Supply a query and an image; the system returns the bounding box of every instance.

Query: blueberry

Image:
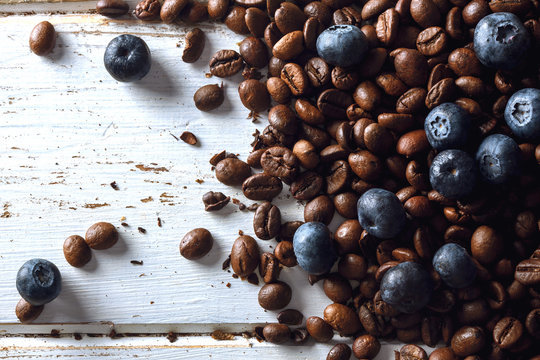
[316,25,368,67]
[292,222,337,275]
[476,134,520,184]
[504,88,540,140]
[433,243,477,289]
[380,262,433,314]
[424,103,470,150]
[104,34,151,82]
[357,188,406,239]
[16,259,62,306]
[429,149,477,199]
[474,12,531,70]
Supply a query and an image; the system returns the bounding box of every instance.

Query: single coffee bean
[349,150,383,181]
[422,316,442,347]
[267,77,291,104]
[239,36,268,69]
[376,8,399,46]
[281,63,309,96]
[193,83,224,111]
[392,48,429,87]
[238,79,271,112]
[304,194,334,225]
[397,326,422,343]
[325,160,351,195]
[293,139,319,169]
[358,47,387,78]
[410,0,441,28]
[182,28,206,63]
[29,21,56,56]
[525,308,540,339]
[448,48,482,77]
[242,173,283,201]
[306,316,334,342]
[304,57,330,88]
[303,17,323,51]
[394,25,422,49]
[209,50,243,78]
[277,221,303,242]
[425,78,457,109]
[259,252,281,283]
[492,316,523,349]
[179,228,213,260]
[364,123,394,155]
[277,309,303,325]
[337,253,367,280]
[202,191,230,211]
[96,0,129,17]
[161,0,188,23]
[400,344,428,360]
[318,89,354,119]
[331,67,359,91]
[245,7,269,38]
[445,6,466,40]
[63,235,91,268]
[334,219,362,254]
[376,72,408,97]
[304,1,332,26]
[327,343,352,360]
[359,301,385,336]
[352,334,381,359]
[261,146,299,183]
[273,31,304,61]
[470,225,503,264]
[231,235,260,277]
[253,201,281,240]
[515,258,540,286]
[353,81,382,112]
[290,171,323,200]
[225,6,249,34]
[397,129,430,157]
[215,158,251,186]
[333,6,361,25]
[15,298,43,323]
[179,0,207,23]
[263,323,290,344]
[417,26,447,56]
[258,281,292,310]
[268,105,297,135]
[323,273,352,304]
[333,192,358,219]
[207,0,228,19]
[275,2,306,34]
[134,0,161,20]
[324,303,361,335]
[85,222,118,250]
[450,326,486,357]
[264,22,283,49]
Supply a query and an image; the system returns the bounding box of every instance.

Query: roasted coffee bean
[238,79,270,112]
[348,150,383,182]
[161,0,188,23]
[239,37,268,69]
[259,281,293,310]
[416,26,447,56]
[400,344,428,360]
[410,0,441,28]
[207,0,228,19]
[215,158,251,186]
[182,28,205,63]
[525,308,540,339]
[492,317,523,349]
[180,1,208,23]
[296,100,325,128]
[337,253,367,280]
[376,8,399,46]
[325,160,350,195]
[394,25,422,49]
[470,225,503,264]
[225,6,249,34]
[304,1,333,26]
[263,323,290,344]
[242,173,283,201]
[253,201,281,240]
[282,63,309,96]
[278,221,303,242]
[352,334,381,359]
[404,196,433,218]
[277,309,303,325]
[304,194,334,225]
[392,48,429,87]
[303,17,323,51]
[15,298,43,323]
[85,222,118,250]
[324,303,361,335]
[354,81,382,112]
[258,125,296,148]
[451,326,485,357]
[305,57,330,88]
[29,21,56,56]
[397,326,422,343]
[261,146,299,183]
[259,252,281,283]
[331,67,359,91]
[273,31,305,61]
[268,105,297,135]
[193,83,224,111]
[264,22,283,49]
[457,298,490,325]
[427,289,456,313]
[323,273,352,303]
[445,7,466,40]
[327,343,352,360]
[489,0,531,16]
[429,347,458,360]
[359,301,385,336]
[333,6,361,25]
[274,240,297,267]
[364,123,394,155]
[515,210,537,238]
[376,73,408,97]
[333,192,358,219]
[318,89,354,119]
[245,7,269,38]
[231,235,260,277]
[422,316,442,347]
[448,48,482,77]
[320,144,349,163]
[515,258,540,286]
[425,78,456,109]
[134,0,161,20]
[290,171,323,200]
[97,0,129,17]
[358,48,388,78]
[209,50,243,78]
[267,77,291,104]
[306,316,334,342]
[292,139,319,169]
[63,235,92,268]
[180,228,213,260]
[275,2,306,34]
[334,219,362,254]
[397,130,430,157]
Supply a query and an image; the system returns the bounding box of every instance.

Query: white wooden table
[0,1,423,357]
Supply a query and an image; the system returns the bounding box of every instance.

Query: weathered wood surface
[0,3,430,358]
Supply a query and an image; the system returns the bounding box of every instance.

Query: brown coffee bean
[445,6,466,40]
[515,210,537,238]
[304,194,334,225]
[182,28,206,63]
[303,17,322,51]
[261,146,299,183]
[515,258,540,286]
[215,158,251,186]
[400,344,428,360]
[334,219,362,254]
[455,97,482,115]
[470,225,503,264]
[392,247,420,262]
[404,196,433,218]
[202,191,230,212]
[416,26,447,56]
[238,79,270,112]
[239,37,268,69]
[290,171,323,200]
[274,240,297,267]
[29,21,56,56]
[332,6,361,25]
[259,252,281,283]
[303,2,332,25]
[275,2,306,34]
[489,0,531,17]
[323,273,352,303]
[525,308,540,339]
[300,123,331,150]
[395,0,412,21]
[331,67,359,91]
[193,83,224,111]
[397,326,422,343]
[333,192,358,219]
[306,316,334,342]
[337,253,367,280]
[397,129,430,157]
[277,309,303,325]
[410,0,441,28]
[305,57,331,88]
[406,160,430,190]
[245,7,269,37]
[448,48,482,77]
[268,105,297,135]
[179,1,208,23]
[134,0,161,20]
[267,77,292,104]
[428,64,453,90]
[429,347,458,360]
[325,160,350,195]
[263,323,290,344]
[396,88,428,115]
[318,89,354,119]
[97,0,129,17]
[253,201,281,240]
[273,31,304,61]
[422,316,442,347]
[15,298,43,323]
[264,22,283,49]
[242,173,282,201]
[354,81,382,112]
[364,123,394,155]
[358,48,388,78]
[277,221,303,243]
[492,317,522,349]
[348,150,383,181]
[455,76,485,98]
[451,326,486,357]
[295,99,325,126]
[207,0,228,19]
[292,140,319,169]
[352,334,381,359]
[392,48,429,87]
[376,8,400,46]
[282,63,310,96]
[324,303,361,335]
[179,228,213,260]
[63,235,91,267]
[85,222,118,250]
[160,0,188,22]
[361,0,394,20]
[327,343,352,360]
[225,6,250,34]
[462,0,489,27]
[209,50,243,78]
[425,78,456,109]
[231,235,260,277]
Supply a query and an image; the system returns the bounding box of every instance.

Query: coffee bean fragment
[202,191,230,211]
[182,28,205,63]
[180,131,197,145]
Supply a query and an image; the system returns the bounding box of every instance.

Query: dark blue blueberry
[16,259,62,306]
[433,243,477,289]
[429,149,477,199]
[357,188,406,239]
[474,12,531,70]
[292,222,337,275]
[424,103,470,150]
[476,134,520,184]
[504,88,540,140]
[316,25,368,67]
[380,262,433,314]
[104,34,151,82]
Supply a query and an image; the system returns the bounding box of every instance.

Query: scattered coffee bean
[238,79,271,112]
[306,316,334,342]
[193,83,224,111]
[160,0,188,23]
[262,323,290,344]
[253,201,281,240]
[29,21,56,56]
[214,158,251,186]
[15,298,43,323]
[326,343,352,360]
[182,28,205,63]
[63,235,92,268]
[179,228,213,260]
[209,50,243,78]
[96,0,129,17]
[202,191,230,211]
[258,281,292,310]
[85,222,118,250]
[180,131,197,145]
[277,309,303,325]
[230,235,259,277]
[134,0,161,20]
[352,334,381,359]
